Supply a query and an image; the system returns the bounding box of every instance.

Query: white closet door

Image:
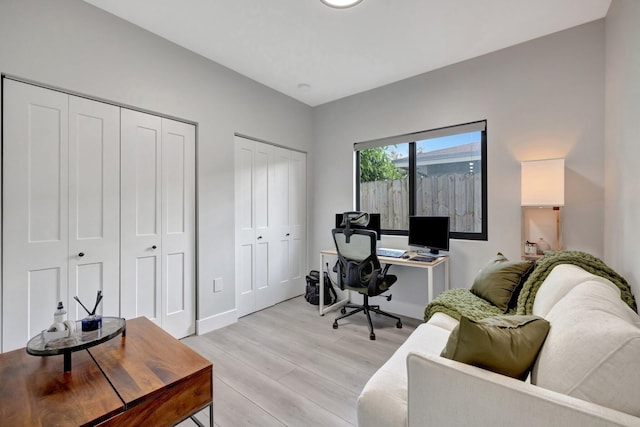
[272,147,292,303]
[68,96,120,320]
[2,80,69,351]
[161,118,195,338]
[273,148,307,301]
[254,141,276,311]
[120,109,162,325]
[235,138,306,318]
[288,150,307,299]
[235,137,256,317]
[235,137,277,316]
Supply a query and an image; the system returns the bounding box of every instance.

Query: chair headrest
[338,211,370,243]
[339,211,369,227]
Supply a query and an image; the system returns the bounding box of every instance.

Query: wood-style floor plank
[180,296,419,427]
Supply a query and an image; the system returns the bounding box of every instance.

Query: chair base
[332,295,402,340]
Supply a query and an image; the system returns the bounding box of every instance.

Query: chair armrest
[406,352,640,427]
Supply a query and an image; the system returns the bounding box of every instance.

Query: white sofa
[357,264,640,427]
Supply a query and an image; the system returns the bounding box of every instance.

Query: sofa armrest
[407,352,640,427]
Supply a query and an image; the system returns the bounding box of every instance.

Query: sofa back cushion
[532,280,640,417]
[532,264,619,318]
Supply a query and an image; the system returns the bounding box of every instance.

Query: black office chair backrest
[332,228,380,291]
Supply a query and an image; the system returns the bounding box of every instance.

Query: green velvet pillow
[441,315,550,380]
[470,253,533,311]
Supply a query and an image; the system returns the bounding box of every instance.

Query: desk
[318,249,449,316]
[0,317,213,427]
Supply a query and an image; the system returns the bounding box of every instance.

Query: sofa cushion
[441,315,550,380]
[532,280,640,417]
[532,264,619,318]
[357,321,454,427]
[471,253,533,311]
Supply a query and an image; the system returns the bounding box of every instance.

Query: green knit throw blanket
[424,250,637,323]
[516,250,637,314]
[424,288,513,322]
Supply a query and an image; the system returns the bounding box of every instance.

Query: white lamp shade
[521,159,565,206]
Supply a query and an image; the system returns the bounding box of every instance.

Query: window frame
[355,120,488,241]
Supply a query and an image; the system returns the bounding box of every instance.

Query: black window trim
[355,120,488,241]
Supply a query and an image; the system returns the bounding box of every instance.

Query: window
[355,121,487,240]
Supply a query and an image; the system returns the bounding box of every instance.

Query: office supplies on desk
[376,247,407,258]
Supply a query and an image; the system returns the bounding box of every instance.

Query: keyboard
[411,255,436,263]
[376,248,407,258]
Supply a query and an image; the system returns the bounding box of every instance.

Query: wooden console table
[0,317,213,426]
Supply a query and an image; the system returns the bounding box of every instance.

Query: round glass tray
[26,317,126,372]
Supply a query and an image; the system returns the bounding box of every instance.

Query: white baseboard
[197,308,238,335]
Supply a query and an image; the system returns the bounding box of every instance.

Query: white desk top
[320,248,448,268]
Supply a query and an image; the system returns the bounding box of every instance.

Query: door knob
[78,252,85,257]
[286,233,290,237]
[257,236,263,240]
[152,245,157,250]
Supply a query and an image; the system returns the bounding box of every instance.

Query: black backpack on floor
[305,269,337,305]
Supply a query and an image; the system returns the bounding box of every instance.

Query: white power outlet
[213,278,223,293]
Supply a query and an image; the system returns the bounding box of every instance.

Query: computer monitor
[335,212,381,240]
[408,216,450,254]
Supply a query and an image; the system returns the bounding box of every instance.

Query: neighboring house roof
[393,141,481,169]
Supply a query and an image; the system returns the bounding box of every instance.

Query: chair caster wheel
[333,322,338,329]
[396,321,402,328]
[340,308,346,315]
[370,333,376,340]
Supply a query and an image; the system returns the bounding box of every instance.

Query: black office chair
[331,215,402,340]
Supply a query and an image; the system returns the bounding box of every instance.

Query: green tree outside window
[359,147,407,182]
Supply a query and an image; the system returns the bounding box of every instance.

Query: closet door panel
[120,109,162,324]
[288,151,307,298]
[2,80,69,351]
[68,96,120,319]
[161,118,195,338]
[254,142,275,310]
[234,137,256,317]
[272,147,291,302]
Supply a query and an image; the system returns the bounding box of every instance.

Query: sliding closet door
[235,136,306,318]
[120,109,163,325]
[2,81,69,351]
[235,137,277,317]
[2,81,121,352]
[272,147,307,301]
[288,150,307,299]
[120,108,195,338]
[161,118,196,338]
[272,147,292,303]
[68,96,120,320]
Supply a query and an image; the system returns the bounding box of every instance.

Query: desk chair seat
[332,228,402,340]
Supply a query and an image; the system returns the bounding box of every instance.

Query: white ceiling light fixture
[320,0,364,9]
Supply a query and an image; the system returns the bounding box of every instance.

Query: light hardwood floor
[180,296,421,427]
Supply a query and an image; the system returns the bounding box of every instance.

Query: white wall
[0,0,313,334]
[604,0,640,300]
[311,21,607,318]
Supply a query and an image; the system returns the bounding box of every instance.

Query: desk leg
[427,266,434,303]
[445,257,450,290]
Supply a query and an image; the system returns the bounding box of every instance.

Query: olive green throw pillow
[441,315,550,380]
[470,253,533,311]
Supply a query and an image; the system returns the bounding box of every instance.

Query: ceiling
[83,0,611,107]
